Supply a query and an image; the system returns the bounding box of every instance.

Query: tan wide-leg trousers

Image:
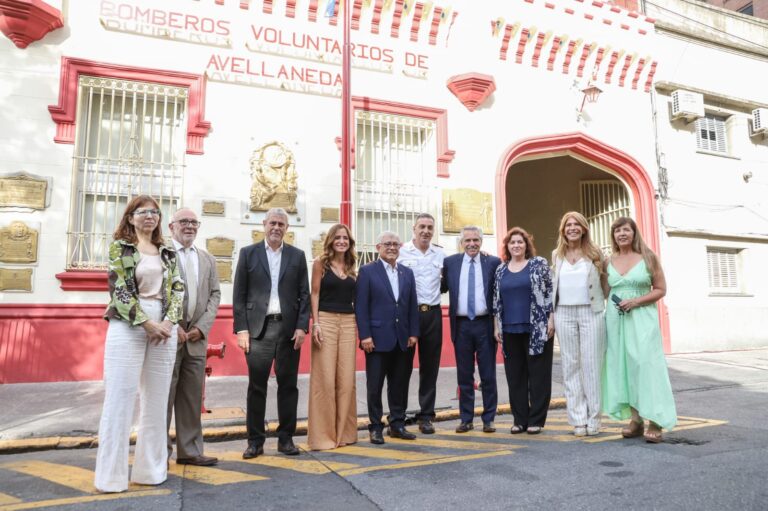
[307,312,358,450]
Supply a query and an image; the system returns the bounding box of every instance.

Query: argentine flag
[324,0,337,17]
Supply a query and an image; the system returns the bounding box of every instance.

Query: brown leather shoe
[455,422,474,433]
[242,443,264,459]
[176,455,219,466]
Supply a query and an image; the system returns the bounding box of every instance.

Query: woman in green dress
[602,217,676,443]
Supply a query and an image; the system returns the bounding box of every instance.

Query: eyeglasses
[134,208,161,217]
[174,219,201,228]
[379,241,401,248]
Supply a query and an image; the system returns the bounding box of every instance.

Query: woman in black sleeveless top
[308,224,358,450]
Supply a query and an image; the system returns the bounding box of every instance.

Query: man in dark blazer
[356,231,419,445]
[167,208,221,466]
[233,207,310,458]
[442,226,501,433]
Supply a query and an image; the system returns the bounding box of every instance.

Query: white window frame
[353,110,439,266]
[706,246,745,295]
[67,76,187,269]
[696,113,728,154]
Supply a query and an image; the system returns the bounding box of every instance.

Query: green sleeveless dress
[601,260,677,430]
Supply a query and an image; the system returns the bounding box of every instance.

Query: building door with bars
[68,76,187,269]
[353,110,438,266]
[580,180,631,254]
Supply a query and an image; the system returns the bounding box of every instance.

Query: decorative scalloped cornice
[446,72,496,112]
[0,0,63,49]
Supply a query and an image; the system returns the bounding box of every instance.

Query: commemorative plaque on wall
[215,259,232,283]
[0,221,39,264]
[311,234,326,259]
[441,188,494,235]
[0,172,50,210]
[202,200,226,216]
[0,268,33,291]
[320,207,340,223]
[206,237,235,258]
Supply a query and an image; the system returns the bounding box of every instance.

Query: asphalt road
[1,352,766,510]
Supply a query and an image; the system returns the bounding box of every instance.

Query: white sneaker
[574,426,587,437]
[586,426,601,436]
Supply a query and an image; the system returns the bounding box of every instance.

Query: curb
[0,398,566,455]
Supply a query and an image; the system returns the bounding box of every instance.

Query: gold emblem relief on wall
[442,189,494,235]
[0,221,39,263]
[249,141,298,214]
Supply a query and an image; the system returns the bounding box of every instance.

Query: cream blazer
[551,251,605,313]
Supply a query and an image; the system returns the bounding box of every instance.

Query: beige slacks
[307,312,358,450]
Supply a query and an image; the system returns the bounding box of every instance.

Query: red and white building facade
[1,0,767,383]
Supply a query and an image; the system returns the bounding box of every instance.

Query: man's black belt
[418,304,441,312]
[265,313,283,322]
[457,314,489,320]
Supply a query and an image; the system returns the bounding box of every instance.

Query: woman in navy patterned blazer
[493,227,554,435]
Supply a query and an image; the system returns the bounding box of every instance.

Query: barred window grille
[695,114,727,153]
[580,180,631,255]
[707,247,740,291]
[67,76,187,269]
[353,111,438,266]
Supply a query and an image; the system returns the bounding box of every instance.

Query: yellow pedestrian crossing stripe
[0,414,727,510]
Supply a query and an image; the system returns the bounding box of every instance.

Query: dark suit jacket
[355,259,419,352]
[232,241,310,339]
[441,253,502,342]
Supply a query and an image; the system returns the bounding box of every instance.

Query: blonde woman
[307,224,358,450]
[551,212,607,436]
[602,217,676,443]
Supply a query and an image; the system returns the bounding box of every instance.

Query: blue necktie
[468,258,476,320]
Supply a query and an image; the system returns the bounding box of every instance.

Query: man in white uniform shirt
[398,213,445,434]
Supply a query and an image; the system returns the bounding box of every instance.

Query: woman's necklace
[330,262,347,279]
[565,248,582,265]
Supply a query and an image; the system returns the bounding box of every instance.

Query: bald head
[169,208,200,248]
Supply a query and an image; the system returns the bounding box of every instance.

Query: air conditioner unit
[752,108,768,134]
[671,90,704,122]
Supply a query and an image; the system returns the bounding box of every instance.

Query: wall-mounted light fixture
[579,81,603,113]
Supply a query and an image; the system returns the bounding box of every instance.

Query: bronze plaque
[215,259,232,283]
[0,268,33,291]
[206,237,235,258]
[320,207,340,223]
[0,221,39,263]
[0,174,48,209]
[202,200,225,216]
[311,237,325,259]
[249,141,298,213]
[442,188,494,234]
[251,231,294,245]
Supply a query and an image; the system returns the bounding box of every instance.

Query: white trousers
[95,299,177,493]
[554,305,606,429]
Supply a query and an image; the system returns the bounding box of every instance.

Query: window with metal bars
[579,180,632,254]
[67,76,187,269]
[707,247,741,292]
[353,110,438,266]
[695,114,727,153]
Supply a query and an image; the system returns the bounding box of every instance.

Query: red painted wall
[1,304,499,383]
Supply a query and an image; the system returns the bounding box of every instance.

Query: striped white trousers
[554,304,606,429]
[94,299,177,493]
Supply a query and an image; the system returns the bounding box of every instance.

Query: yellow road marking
[384,436,523,451]
[168,463,268,485]
[0,461,96,494]
[336,450,517,476]
[0,489,170,511]
[0,494,21,506]
[328,445,439,461]
[218,452,358,474]
[436,430,578,442]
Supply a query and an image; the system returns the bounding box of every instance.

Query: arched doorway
[495,132,670,351]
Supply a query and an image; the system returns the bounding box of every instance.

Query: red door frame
[494,132,671,352]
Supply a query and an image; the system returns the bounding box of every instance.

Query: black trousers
[365,347,414,431]
[244,318,300,445]
[502,332,553,428]
[412,307,443,421]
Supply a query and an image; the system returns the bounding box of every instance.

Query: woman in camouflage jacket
[94,195,184,493]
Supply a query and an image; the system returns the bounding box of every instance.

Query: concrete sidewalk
[2,347,767,454]
[0,355,567,453]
